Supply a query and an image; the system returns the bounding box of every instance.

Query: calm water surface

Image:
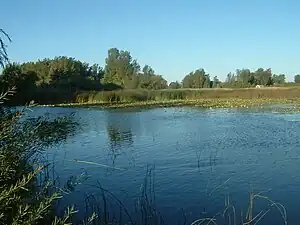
[33,106,300,224]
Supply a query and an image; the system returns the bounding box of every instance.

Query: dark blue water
[33,106,300,224]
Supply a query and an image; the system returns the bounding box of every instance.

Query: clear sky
[2,0,300,82]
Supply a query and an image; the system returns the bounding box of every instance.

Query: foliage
[0,49,168,105]
[294,74,300,83]
[223,68,274,88]
[0,89,88,225]
[102,48,168,90]
[182,68,211,88]
[102,48,140,88]
[0,57,106,105]
[272,74,286,85]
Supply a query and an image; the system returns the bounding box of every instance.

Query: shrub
[0,89,95,224]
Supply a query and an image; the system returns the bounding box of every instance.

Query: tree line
[1,47,300,104]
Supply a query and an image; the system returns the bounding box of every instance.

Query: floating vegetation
[39,98,300,113]
[35,88,300,113]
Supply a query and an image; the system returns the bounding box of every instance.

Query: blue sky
[2,0,300,82]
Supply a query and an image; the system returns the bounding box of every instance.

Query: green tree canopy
[182,68,210,88]
[294,74,300,83]
[169,81,181,89]
[272,74,286,85]
[223,68,275,87]
[102,48,140,88]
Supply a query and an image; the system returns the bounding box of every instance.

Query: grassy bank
[40,98,300,114]
[37,87,300,108]
[42,98,291,108]
[73,88,300,104]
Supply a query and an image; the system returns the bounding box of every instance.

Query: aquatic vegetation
[41,97,300,114]
[37,88,300,113]
[190,191,287,225]
[74,88,300,104]
[77,163,288,225]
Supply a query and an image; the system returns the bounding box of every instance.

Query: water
[32,106,300,224]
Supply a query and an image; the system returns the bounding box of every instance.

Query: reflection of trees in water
[106,126,134,166]
[107,126,133,148]
[105,112,138,166]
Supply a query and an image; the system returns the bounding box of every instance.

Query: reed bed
[40,98,300,114]
[37,88,300,112]
[74,88,300,104]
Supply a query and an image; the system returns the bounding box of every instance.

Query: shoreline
[38,98,300,111]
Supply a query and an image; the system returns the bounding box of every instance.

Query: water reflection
[104,110,137,166]
[106,126,133,165]
[107,126,133,148]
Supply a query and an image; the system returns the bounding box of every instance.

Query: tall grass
[75,88,300,104]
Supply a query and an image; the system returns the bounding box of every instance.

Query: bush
[0,89,95,224]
